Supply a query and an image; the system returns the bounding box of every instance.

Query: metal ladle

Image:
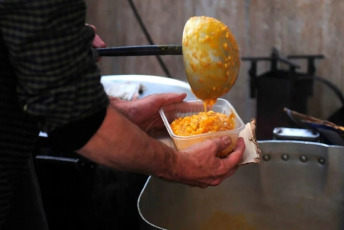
[182,16,240,109]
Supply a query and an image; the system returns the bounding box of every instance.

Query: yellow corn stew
[171,111,235,136]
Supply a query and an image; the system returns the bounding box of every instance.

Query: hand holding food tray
[160,98,260,165]
[166,16,261,165]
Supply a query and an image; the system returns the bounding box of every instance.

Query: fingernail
[221,136,231,145]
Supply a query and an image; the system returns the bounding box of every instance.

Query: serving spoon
[182,16,240,109]
[96,16,240,110]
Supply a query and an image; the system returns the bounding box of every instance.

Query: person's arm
[79,92,245,187]
[77,105,245,188]
[1,0,245,188]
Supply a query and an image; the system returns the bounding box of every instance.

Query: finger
[224,165,238,178]
[209,178,222,186]
[209,164,238,187]
[85,24,106,49]
[223,137,245,168]
[93,34,106,48]
[184,136,230,158]
[165,92,187,103]
[209,136,232,154]
[149,93,187,106]
[86,23,96,31]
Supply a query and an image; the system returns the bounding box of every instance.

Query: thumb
[222,137,245,167]
[210,136,232,154]
[183,135,231,155]
[160,93,187,106]
[144,93,187,107]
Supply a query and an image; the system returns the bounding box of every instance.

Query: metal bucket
[138,141,344,230]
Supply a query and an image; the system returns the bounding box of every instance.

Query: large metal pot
[138,141,344,230]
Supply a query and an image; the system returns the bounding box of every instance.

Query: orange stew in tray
[170,110,236,136]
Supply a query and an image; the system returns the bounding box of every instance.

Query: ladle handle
[96,45,182,57]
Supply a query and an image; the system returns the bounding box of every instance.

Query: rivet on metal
[318,158,325,165]
[299,155,308,163]
[263,154,271,161]
[281,154,289,161]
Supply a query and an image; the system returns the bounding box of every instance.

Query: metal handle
[96,45,183,57]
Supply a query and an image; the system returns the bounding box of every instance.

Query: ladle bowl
[182,16,240,102]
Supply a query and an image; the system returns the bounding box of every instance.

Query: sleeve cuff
[47,107,107,151]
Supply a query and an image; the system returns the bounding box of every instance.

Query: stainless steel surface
[138,141,344,230]
[273,127,320,142]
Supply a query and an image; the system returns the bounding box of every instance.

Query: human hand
[110,93,187,131]
[86,23,106,62]
[166,137,245,188]
[86,24,106,48]
[92,33,106,49]
[77,105,244,189]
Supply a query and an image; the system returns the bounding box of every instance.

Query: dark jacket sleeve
[0,0,109,150]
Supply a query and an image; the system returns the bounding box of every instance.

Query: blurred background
[84,0,344,128]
